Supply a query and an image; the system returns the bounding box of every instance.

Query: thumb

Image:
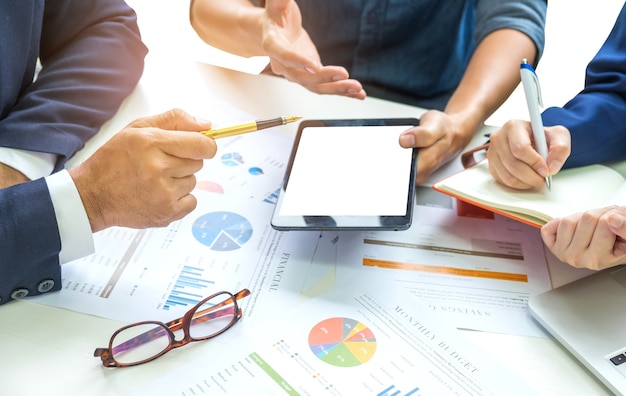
[265,0,292,18]
[608,213,626,239]
[544,125,571,175]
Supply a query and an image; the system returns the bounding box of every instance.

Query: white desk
[0,1,620,394]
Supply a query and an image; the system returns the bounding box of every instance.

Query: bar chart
[163,265,215,310]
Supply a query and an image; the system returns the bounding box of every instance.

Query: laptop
[529,265,626,395]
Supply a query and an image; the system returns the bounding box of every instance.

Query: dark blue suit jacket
[543,4,626,168]
[0,0,147,304]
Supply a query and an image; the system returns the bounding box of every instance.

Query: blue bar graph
[378,385,420,396]
[263,187,281,205]
[163,265,214,310]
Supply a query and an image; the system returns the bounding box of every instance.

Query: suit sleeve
[0,179,62,304]
[542,5,626,168]
[0,0,148,172]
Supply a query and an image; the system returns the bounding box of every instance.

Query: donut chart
[308,317,377,367]
[191,211,253,251]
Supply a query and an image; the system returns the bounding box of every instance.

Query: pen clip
[532,72,543,108]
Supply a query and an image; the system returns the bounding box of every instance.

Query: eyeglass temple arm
[109,289,251,355]
[180,288,249,326]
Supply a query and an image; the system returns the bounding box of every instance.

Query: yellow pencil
[201,115,302,139]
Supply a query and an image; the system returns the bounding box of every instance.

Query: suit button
[37,279,55,293]
[11,288,29,299]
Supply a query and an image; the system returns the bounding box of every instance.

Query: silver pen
[520,59,551,190]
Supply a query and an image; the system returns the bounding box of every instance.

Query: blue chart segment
[164,265,214,310]
[248,167,264,175]
[192,212,253,251]
[221,152,244,166]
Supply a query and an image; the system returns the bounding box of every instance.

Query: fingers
[398,110,448,149]
[265,0,296,21]
[541,207,626,270]
[128,108,212,132]
[488,143,541,190]
[487,120,548,189]
[152,175,200,225]
[270,60,366,99]
[157,130,218,161]
[126,109,218,160]
[608,210,626,238]
[264,39,321,73]
[607,210,626,260]
[486,120,572,190]
[261,1,321,73]
[397,110,469,183]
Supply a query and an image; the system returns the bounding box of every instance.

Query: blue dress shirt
[255,0,546,110]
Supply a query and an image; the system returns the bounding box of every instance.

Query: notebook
[528,265,626,395]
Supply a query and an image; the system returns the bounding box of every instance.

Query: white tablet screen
[279,125,414,216]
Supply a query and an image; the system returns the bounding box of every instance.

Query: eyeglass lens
[188,292,238,339]
[111,322,171,365]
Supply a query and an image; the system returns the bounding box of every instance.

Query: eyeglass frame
[94,288,251,368]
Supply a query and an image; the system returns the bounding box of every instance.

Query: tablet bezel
[270,118,419,231]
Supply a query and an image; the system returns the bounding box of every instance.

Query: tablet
[270,118,419,231]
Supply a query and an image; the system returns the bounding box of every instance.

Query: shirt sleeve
[541,4,626,168]
[0,147,56,180]
[0,0,147,172]
[474,0,547,63]
[45,170,94,263]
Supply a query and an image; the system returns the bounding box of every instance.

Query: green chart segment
[308,317,377,367]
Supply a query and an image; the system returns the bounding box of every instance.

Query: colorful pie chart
[308,317,377,367]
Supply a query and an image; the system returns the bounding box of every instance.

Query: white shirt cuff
[45,170,95,263]
[0,147,57,179]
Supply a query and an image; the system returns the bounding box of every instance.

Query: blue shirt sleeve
[542,4,626,168]
[474,0,547,63]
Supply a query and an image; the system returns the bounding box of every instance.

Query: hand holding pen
[486,62,571,191]
[520,59,552,190]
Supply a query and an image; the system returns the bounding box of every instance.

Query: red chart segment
[308,317,377,367]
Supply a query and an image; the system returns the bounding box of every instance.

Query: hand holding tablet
[271,118,419,231]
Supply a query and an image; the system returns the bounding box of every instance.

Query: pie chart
[221,152,244,166]
[195,180,224,194]
[191,211,253,251]
[308,317,377,367]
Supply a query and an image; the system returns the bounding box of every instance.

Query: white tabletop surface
[2,1,624,395]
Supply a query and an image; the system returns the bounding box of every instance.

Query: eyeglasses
[94,289,251,367]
